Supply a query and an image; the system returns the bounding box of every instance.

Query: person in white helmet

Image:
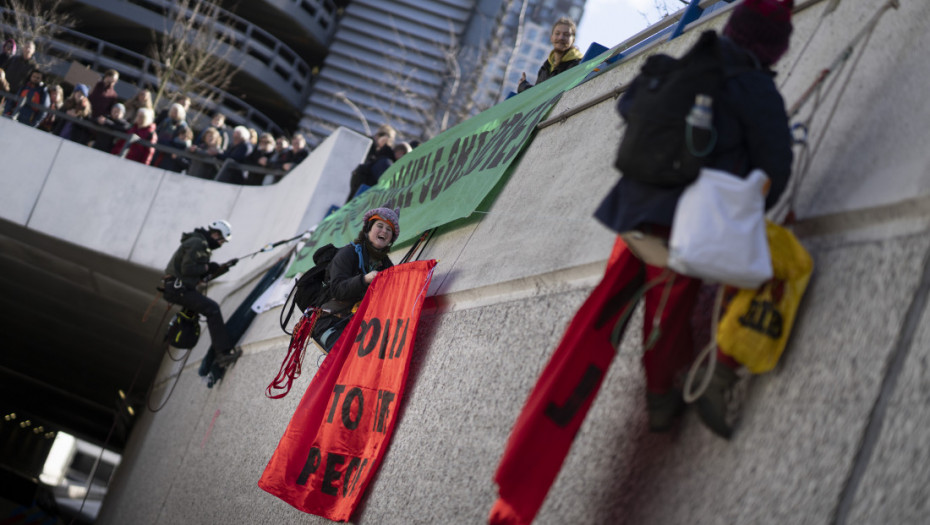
[162,220,240,366]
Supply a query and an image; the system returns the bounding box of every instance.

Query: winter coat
[4,54,37,92]
[164,229,214,289]
[216,141,253,184]
[88,81,118,119]
[319,242,394,315]
[92,115,131,153]
[113,123,157,165]
[518,46,583,93]
[594,36,793,234]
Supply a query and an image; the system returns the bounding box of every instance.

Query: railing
[0,8,284,134]
[1,88,292,184]
[119,0,313,95]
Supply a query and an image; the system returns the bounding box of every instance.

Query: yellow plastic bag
[717,221,813,374]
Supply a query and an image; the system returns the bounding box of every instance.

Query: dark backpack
[165,309,201,349]
[614,30,725,187]
[279,243,339,334]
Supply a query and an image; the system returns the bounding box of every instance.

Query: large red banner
[490,238,629,524]
[258,259,437,521]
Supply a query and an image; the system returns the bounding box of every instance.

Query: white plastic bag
[668,167,772,289]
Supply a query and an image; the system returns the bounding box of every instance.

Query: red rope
[265,308,319,399]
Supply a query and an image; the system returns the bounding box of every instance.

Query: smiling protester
[518,17,583,92]
[311,207,399,352]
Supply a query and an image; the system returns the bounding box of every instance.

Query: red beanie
[723,0,794,66]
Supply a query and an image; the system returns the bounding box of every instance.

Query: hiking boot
[214,347,242,367]
[646,389,684,432]
[696,363,742,439]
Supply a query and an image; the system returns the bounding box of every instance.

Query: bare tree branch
[148,0,240,111]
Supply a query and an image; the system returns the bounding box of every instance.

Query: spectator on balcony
[0,39,15,70]
[282,132,310,171]
[55,83,94,145]
[7,69,49,127]
[113,106,157,165]
[124,88,153,124]
[246,132,275,185]
[88,69,119,119]
[518,17,582,93]
[153,103,190,166]
[156,94,191,127]
[195,112,229,151]
[188,126,224,180]
[364,124,396,164]
[93,102,131,154]
[216,125,252,184]
[4,40,37,92]
[155,126,194,173]
[267,135,291,169]
[37,84,64,133]
[248,127,259,147]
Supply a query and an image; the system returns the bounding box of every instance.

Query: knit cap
[363,207,400,242]
[723,0,793,66]
[75,83,89,97]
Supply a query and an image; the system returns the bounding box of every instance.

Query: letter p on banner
[258,260,437,521]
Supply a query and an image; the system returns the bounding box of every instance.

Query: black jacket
[595,36,792,234]
[320,242,393,315]
[518,47,583,93]
[164,229,214,288]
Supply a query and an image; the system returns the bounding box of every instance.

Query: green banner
[288,54,607,277]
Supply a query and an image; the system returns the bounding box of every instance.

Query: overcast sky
[575,0,687,53]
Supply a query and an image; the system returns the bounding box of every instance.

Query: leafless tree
[148,0,239,111]
[0,0,76,67]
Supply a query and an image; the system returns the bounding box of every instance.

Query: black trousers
[163,283,232,352]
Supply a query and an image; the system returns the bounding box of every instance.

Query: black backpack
[280,243,339,333]
[614,31,725,187]
[165,309,201,349]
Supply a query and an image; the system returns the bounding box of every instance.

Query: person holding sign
[312,207,399,351]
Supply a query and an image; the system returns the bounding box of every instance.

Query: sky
[575,0,685,54]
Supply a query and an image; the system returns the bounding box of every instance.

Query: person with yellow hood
[518,17,583,92]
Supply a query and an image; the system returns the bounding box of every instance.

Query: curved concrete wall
[83,0,930,523]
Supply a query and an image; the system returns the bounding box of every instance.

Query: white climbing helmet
[209,219,232,241]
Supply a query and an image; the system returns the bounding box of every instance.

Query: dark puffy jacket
[319,242,393,315]
[164,229,214,288]
[595,36,792,234]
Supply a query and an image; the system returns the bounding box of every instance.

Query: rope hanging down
[266,308,320,399]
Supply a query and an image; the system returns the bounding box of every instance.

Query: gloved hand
[207,262,220,275]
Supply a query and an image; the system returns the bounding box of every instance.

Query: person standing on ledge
[518,17,583,92]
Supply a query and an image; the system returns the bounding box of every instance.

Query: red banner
[490,238,629,524]
[258,259,437,521]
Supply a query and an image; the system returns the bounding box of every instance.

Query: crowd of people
[0,37,311,185]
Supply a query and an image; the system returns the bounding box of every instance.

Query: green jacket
[165,229,213,288]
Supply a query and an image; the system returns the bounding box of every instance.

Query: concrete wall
[88,0,930,523]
